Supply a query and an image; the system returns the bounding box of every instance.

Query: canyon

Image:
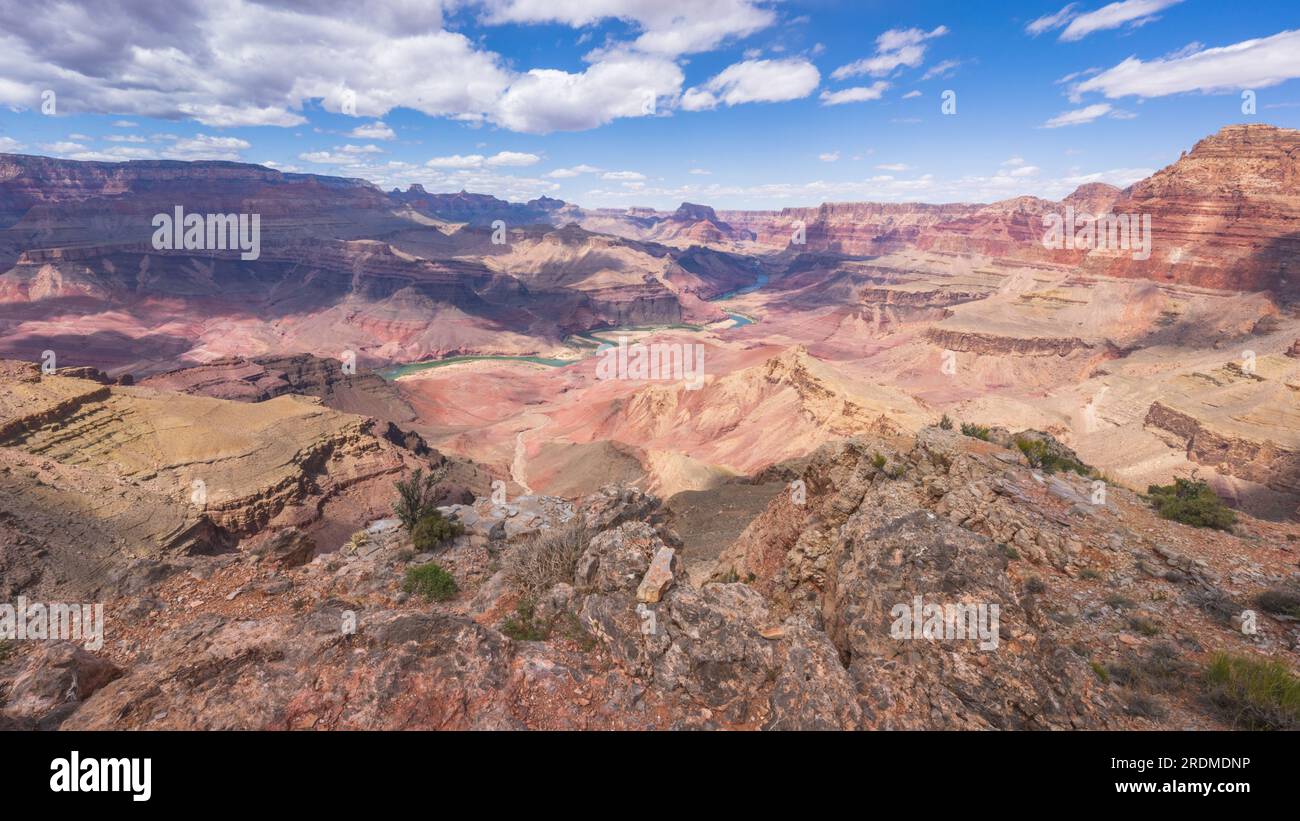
[1,124,1298,730]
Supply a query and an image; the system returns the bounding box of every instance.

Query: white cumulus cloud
[494,52,683,133]
[1075,29,1300,98]
[1027,0,1183,42]
[681,58,821,110]
[1042,102,1113,127]
[819,81,889,106]
[350,121,396,140]
[831,25,948,80]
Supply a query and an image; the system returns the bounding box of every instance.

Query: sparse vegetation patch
[1255,587,1300,620]
[1204,652,1300,731]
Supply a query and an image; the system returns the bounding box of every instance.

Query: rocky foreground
[2,375,1296,728]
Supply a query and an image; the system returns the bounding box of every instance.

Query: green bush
[1205,652,1300,730]
[1146,479,1236,531]
[1014,437,1092,476]
[403,562,458,602]
[938,414,953,430]
[960,422,991,441]
[871,452,887,470]
[411,511,463,552]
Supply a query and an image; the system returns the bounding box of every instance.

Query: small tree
[393,465,448,532]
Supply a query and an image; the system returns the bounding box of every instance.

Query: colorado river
[378,275,767,380]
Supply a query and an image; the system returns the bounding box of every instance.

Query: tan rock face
[0,361,436,599]
[1140,351,1300,515]
[636,547,678,603]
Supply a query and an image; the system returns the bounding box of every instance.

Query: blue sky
[1,0,1297,209]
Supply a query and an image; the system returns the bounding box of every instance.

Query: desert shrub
[504,517,590,601]
[411,511,463,552]
[1123,693,1168,720]
[1016,436,1050,468]
[1048,609,1077,626]
[938,414,953,430]
[500,601,549,641]
[1185,587,1242,626]
[393,465,448,532]
[1014,437,1091,476]
[501,604,595,649]
[1090,660,1110,683]
[1140,643,1187,688]
[1079,567,1103,581]
[403,562,458,602]
[1105,593,1136,610]
[554,613,597,651]
[871,452,887,470]
[1146,479,1236,531]
[1255,587,1300,619]
[1024,576,1046,594]
[1127,615,1161,637]
[1204,652,1300,731]
[1000,543,1020,560]
[1107,644,1187,702]
[0,639,12,663]
[960,422,991,441]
